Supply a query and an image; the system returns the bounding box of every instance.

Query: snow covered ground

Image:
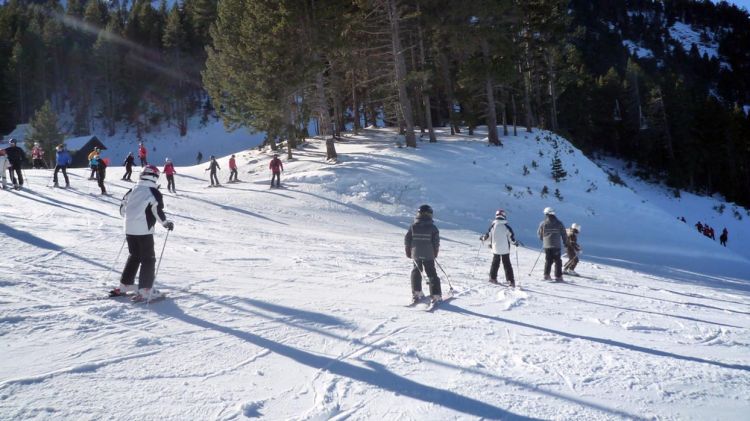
[1,127,748,420]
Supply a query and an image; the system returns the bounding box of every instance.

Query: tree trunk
[352,75,360,134]
[439,51,460,134]
[512,93,518,136]
[416,11,436,142]
[481,37,500,146]
[387,0,416,147]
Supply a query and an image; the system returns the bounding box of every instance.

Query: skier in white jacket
[480,209,519,287]
[110,164,174,301]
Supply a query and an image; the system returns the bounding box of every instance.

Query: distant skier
[94,154,108,195]
[52,144,72,188]
[5,139,26,189]
[537,207,568,282]
[480,209,519,287]
[228,154,239,182]
[31,142,46,169]
[196,151,203,165]
[0,149,8,189]
[138,142,148,167]
[269,153,283,188]
[87,147,100,180]
[122,152,135,181]
[405,204,442,304]
[164,158,177,193]
[205,155,221,187]
[563,223,582,276]
[720,228,728,247]
[110,164,174,302]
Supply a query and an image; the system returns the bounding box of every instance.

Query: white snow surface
[622,40,655,59]
[2,127,749,420]
[669,22,720,60]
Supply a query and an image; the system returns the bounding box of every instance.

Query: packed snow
[1,126,749,420]
[669,22,720,60]
[622,40,656,59]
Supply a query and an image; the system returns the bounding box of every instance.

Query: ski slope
[1,127,749,420]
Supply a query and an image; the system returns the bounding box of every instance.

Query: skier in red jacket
[228,154,239,182]
[269,154,283,188]
[138,142,148,167]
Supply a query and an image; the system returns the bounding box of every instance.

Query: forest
[0,0,749,205]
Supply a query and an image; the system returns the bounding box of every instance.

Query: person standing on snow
[196,151,203,165]
[537,207,568,282]
[206,155,221,186]
[122,152,135,181]
[563,223,582,276]
[480,209,519,287]
[269,153,283,188]
[720,228,728,247]
[164,158,177,193]
[0,149,8,190]
[5,138,26,189]
[53,144,72,188]
[94,154,108,195]
[138,142,148,167]
[87,147,100,180]
[110,164,174,302]
[228,154,239,182]
[405,204,442,304]
[31,142,46,169]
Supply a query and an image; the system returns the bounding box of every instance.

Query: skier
[31,142,46,169]
[53,144,72,188]
[138,142,148,167]
[0,149,7,190]
[94,154,108,195]
[5,139,26,189]
[122,152,135,181]
[563,223,582,276]
[196,151,203,165]
[205,155,221,187]
[720,228,728,247]
[87,147,100,180]
[269,153,283,188]
[228,154,239,182]
[110,164,173,302]
[164,158,177,193]
[537,207,568,282]
[404,204,442,304]
[479,209,519,287]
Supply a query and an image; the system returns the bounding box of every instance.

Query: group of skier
[405,205,583,306]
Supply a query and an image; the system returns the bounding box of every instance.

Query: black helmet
[417,204,433,216]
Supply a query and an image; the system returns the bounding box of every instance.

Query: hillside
[1,127,748,420]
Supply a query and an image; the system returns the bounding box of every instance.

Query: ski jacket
[269,157,283,173]
[97,159,107,179]
[124,155,135,168]
[0,154,7,174]
[138,145,147,159]
[404,216,440,260]
[207,160,220,172]
[229,157,237,169]
[538,215,568,249]
[31,146,44,159]
[4,145,26,165]
[88,150,99,161]
[164,162,176,176]
[56,150,72,166]
[487,219,517,255]
[565,228,580,256]
[120,179,168,235]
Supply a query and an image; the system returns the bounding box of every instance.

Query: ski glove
[163,220,175,231]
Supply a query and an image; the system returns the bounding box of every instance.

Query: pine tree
[551,152,567,181]
[27,100,63,164]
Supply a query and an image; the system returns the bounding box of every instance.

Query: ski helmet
[543,207,555,215]
[495,209,507,219]
[571,223,581,232]
[140,164,160,181]
[417,204,433,217]
[165,157,171,163]
[8,138,16,144]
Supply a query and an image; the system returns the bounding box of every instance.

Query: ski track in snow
[1,127,749,420]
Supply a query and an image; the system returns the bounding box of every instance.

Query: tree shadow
[151,300,539,420]
[440,303,750,372]
[186,195,288,226]
[237,297,355,329]
[0,223,109,270]
[14,189,116,219]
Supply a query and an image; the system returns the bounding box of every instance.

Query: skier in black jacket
[404,204,442,304]
[122,153,135,181]
[4,139,26,189]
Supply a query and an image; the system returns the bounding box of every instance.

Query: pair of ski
[100,290,168,304]
[406,294,455,312]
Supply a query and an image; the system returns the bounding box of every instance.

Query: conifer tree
[27,100,63,163]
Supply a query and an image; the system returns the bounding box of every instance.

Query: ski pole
[154,230,170,282]
[469,240,483,280]
[528,248,543,276]
[103,238,127,286]
[435,259,454,292]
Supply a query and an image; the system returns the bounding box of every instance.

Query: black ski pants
[123,165,132,180]
[166,174,175,192]
[210,170,219,186]
[8,162,23,186]
[564,248,579,272]
[53,165,69,185]
[544,248,563,279]
[271,172,281,187]
[490,253,515,284]
[411,258,442,296]
[120,234,156,289]
[229,168,238,181]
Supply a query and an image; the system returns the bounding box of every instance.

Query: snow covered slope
[1,127,748,420]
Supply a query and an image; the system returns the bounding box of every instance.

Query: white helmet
[140,164,160,182]
[543,207,555,215]
[571,223,581,232]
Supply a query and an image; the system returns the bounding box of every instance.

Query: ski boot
[109,283,137,297]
